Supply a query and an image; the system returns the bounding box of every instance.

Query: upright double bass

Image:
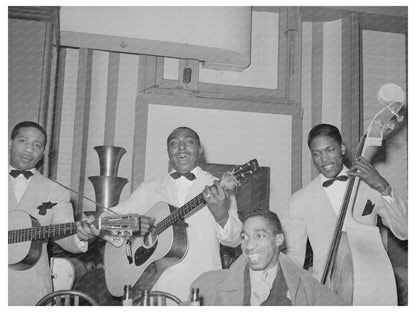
[321,83,406,305]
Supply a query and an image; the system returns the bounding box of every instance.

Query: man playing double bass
[281,123,407,305]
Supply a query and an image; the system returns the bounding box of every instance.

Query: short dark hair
[11,121,47,147]
[167,126,200,146]
[244,209,283,235]
[307,123,342,148]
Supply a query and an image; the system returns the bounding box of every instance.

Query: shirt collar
[249,262,279,287]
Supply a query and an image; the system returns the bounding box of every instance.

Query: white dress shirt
[171,168,196,206]
[320,166,349,217]
[9,165,35,203]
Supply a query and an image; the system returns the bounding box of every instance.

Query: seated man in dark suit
[191,209,347,306]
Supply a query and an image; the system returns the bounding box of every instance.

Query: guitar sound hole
[134,242,158,266]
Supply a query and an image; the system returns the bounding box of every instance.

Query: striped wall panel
[57,48,78,190]
[57,48,141,214]
[301,18,352,185]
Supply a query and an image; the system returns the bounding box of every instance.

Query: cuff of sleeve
[74,235,88,252]
[216,216,232,234]
[381,188,394,204]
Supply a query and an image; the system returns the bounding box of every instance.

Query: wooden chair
[36,290,98,306]
[133,290,182,306]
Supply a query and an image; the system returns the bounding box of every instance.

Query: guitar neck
[8,222,78,244]
[8,219,99,244]
[146,160,258,237]
[155,193,205,234]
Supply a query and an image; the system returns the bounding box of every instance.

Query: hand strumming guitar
[203,181,231,228]
[135,215,156,235]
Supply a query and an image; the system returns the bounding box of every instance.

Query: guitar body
[8,210,43,270]
[104,201,188,297]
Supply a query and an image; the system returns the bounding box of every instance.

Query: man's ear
[341,143,346,156]
[275,233,284,248]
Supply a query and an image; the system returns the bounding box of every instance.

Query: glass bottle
[141,289,151,306]
[122,284,133,306]
[190,287,200,306]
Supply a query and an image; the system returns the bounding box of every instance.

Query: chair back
[36,290,98,306]
[134,290,182,306]
[50,257,75,291]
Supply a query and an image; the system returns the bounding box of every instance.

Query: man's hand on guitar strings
[203,181,230,227]
[137,215,156,236]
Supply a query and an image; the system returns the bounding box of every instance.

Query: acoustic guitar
[104,159,259,297]
[8,210,141,270]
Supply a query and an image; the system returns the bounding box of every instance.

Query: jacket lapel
[216,255,246,305]
[8,177,17,210]
[279,253,303,304]
[9,170,45,213]
[18,171,43,207]
[310,177,338,221]
[154,174,180,207]
[185,169,212,203]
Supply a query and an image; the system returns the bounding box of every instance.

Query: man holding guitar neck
[281,123,407,305]
[8,121,96,305]
[90,127,242,302]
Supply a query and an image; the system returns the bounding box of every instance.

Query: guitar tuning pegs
[384,123,395,133]
[387,105,404,123]
[396,114,404,123]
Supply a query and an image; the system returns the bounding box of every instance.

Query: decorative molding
[8,6,59,22]
[9,6,60,47]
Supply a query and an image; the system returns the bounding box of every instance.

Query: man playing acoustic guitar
[87,127,242,302]
[8,121,96,305]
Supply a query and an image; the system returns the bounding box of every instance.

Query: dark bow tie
[10,169,34,179]
[322,175,348,187]
[170,171,196,181]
